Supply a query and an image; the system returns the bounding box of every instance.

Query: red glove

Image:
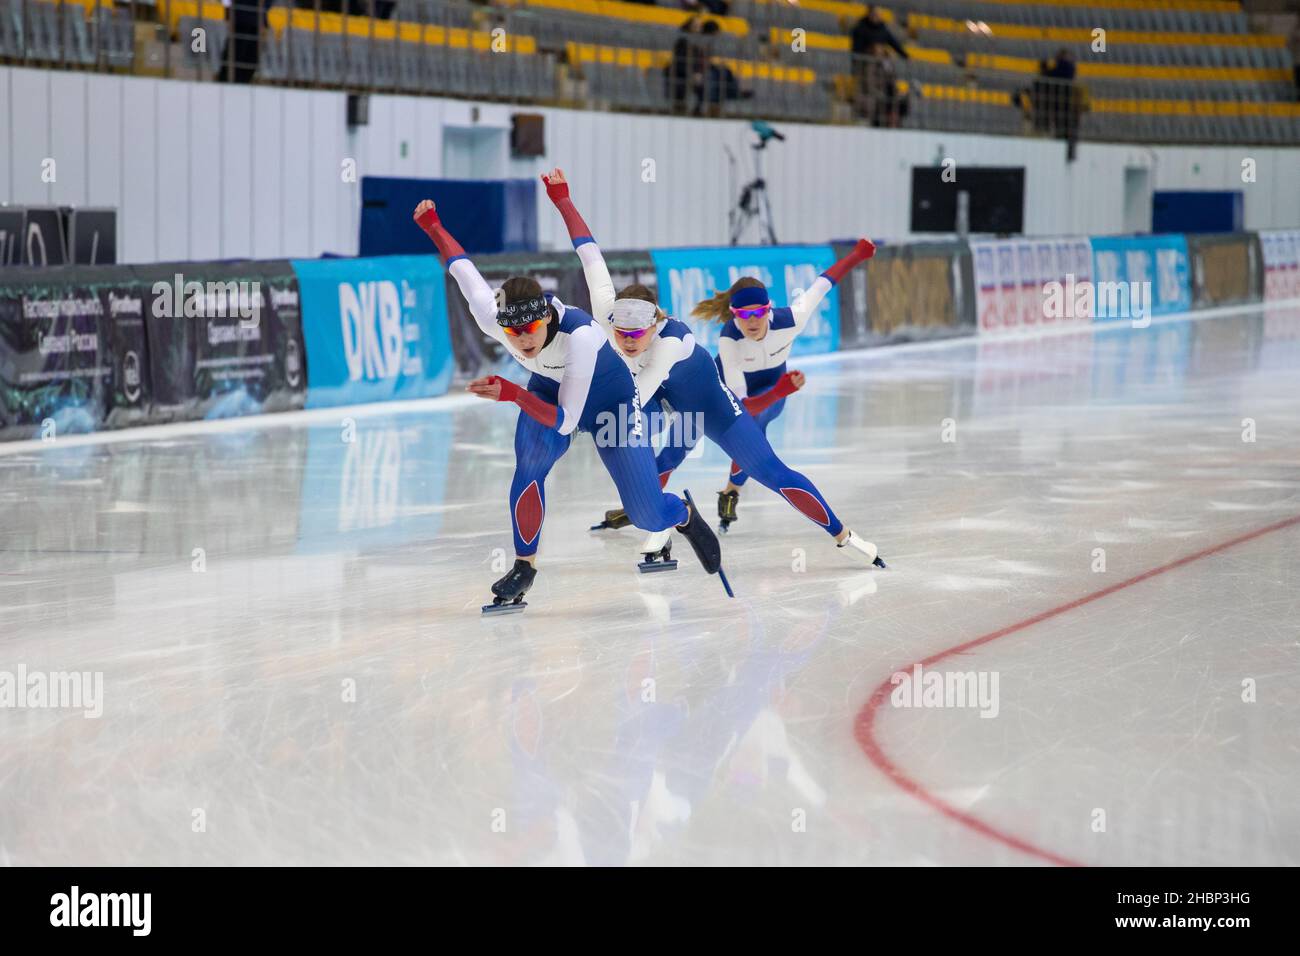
[415,205,465,263]
[540,173,593,244]
[488,376,560,430]
[825,238,875,283]
[541,175,569,204]
[742,370,802,415]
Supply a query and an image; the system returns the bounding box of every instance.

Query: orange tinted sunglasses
[503,319,546,337]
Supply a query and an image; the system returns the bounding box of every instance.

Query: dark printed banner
[137,260,306,422]
[0,264,132,441]
[838,240,974,349]
[1,260,306,440]
[1186,232,1263,309]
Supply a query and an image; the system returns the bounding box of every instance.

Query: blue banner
[1088,235,1192,321]
[649,246,840,355]
[292,255,454,408]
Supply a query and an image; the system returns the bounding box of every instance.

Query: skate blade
[717,565,735,598]
[873,556,887,569]
[638,559,678,574]
[482,600,528,615]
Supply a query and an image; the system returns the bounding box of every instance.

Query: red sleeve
[494,376,560,430]
[415,207,466,263]
[824,238,876,284]
[742,371,801,415]
[542,176,594,245]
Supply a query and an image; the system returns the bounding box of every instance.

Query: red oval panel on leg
[515,480,544,546]
[780,486,830,527]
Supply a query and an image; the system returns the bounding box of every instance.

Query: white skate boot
[637,528,677,573]
[837,530,886,568]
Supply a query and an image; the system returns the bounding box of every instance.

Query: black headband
[498,294,550,328]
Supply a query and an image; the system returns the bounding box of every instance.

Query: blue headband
[730,285,770,309]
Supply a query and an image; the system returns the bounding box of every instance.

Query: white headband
[610,298,659,330]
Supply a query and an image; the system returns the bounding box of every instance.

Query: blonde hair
[691,276,766,323]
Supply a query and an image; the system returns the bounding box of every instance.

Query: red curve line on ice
[854,513,1300,867]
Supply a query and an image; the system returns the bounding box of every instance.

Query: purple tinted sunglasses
[730,304,771,321]
[614,327,651,339]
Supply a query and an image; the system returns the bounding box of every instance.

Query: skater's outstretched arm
[789,237,876,335]
[414,200,504,344]
[742,369,804,415]
[541,168,616,331]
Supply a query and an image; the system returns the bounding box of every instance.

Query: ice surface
[1,306,1298,865]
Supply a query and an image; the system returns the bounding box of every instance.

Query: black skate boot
[717,490,739,533]
[482,559,536,615]
[590,507,632,531]
[676,489,733,597]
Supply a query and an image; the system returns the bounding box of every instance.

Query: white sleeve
[556,323,603,436]
[449,258,507,346]
[575,242,617,335]
[716,336,748,398]
[790,275,833,336]
[635,332,694,403]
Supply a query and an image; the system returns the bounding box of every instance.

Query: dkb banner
[838,239,973,348]
[1088,234,1192,320]
[650,245,840,355]
[1186,232,1262,309]
[137,260,306,422]
[293,255,453,408]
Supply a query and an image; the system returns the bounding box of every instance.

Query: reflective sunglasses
[503,318,547,337]
[614,327,651,339]
[730,304,771,321]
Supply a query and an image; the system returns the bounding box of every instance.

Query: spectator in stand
[1035,48,1080,159]
[218,0,263,84]
[1290,21,1300,102]
[848,5,909,127]
[667,16,708,114]
[850,5,908,61]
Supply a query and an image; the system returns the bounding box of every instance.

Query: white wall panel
[85,75,123,217]
[48,73,88,207]
[188,83,224,261]
[251,87,284,258]
[280,89,314,258]
[155,81,191,261]
[120,76,159,263]
[0,68,11,203]
[219,84,254,259]
[9,69,51,205]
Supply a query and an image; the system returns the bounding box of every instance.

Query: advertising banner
[0,265,117,440]
[1260,229,1300,302]
[649,245,839,355]
[1186,232,1262,309]
[841,239,973,348]
[293,255,453,409]
[1088,234,1192,321]
[972,236,1094,335]
[137,260,306,421]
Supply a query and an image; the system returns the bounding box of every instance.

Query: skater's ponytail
[692,276,766,323]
